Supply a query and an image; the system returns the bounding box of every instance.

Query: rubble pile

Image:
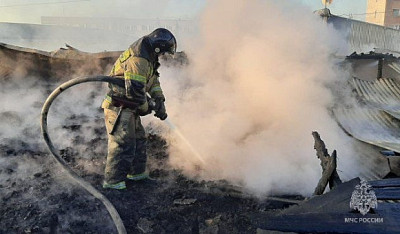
[0,79,301,233]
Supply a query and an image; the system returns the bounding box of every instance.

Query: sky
[0,0,367,24]
[301,0,367,21]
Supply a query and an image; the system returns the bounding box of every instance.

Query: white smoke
[158,0,359,196]
[0,77,46,145]
[0,0,381,200]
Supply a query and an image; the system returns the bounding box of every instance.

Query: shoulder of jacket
[119,48,132,63]
[129,56,151,67]
[126,56,153,77]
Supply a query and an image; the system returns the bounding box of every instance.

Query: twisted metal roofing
[335,107,400,153]
[352,77,400,119]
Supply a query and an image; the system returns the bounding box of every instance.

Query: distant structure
[366,0,400,29]
[41,16,195,37]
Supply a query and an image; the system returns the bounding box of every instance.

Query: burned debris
[2,5,400,232]
[0,43,301,233]
[312,131,342,195]
[0,43,188,82]
[1,40,400,233]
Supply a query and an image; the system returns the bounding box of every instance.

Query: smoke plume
[159,0,359,196]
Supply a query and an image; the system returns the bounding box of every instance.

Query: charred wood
[312,131,342,195]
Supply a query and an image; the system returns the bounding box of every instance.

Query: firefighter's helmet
[147,28,177,55]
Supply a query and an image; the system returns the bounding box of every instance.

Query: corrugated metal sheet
[331,76,395,178]
[388,62,400,76]
[350,20,386,51]
[335,107,400,153]
[328,15,400,53]
[352,77,400,119]
[383,29,400,52]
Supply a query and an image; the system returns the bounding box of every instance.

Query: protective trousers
[104,108,147,184]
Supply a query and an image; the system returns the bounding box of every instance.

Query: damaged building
[1,7,400,234]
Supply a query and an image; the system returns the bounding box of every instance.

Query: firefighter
[101,28,176,189]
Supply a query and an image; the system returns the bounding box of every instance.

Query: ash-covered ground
[0,76,303,234]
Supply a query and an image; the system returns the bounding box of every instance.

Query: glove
[154,98,167,120]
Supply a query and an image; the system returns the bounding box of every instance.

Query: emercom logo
[350,180,378,215]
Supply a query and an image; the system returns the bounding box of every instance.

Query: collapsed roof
[0,43,119,80]
[0,10,399,233]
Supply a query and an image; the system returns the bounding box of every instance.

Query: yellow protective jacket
[102,37,165,113]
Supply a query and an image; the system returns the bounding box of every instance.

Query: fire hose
[40,76,127,234]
